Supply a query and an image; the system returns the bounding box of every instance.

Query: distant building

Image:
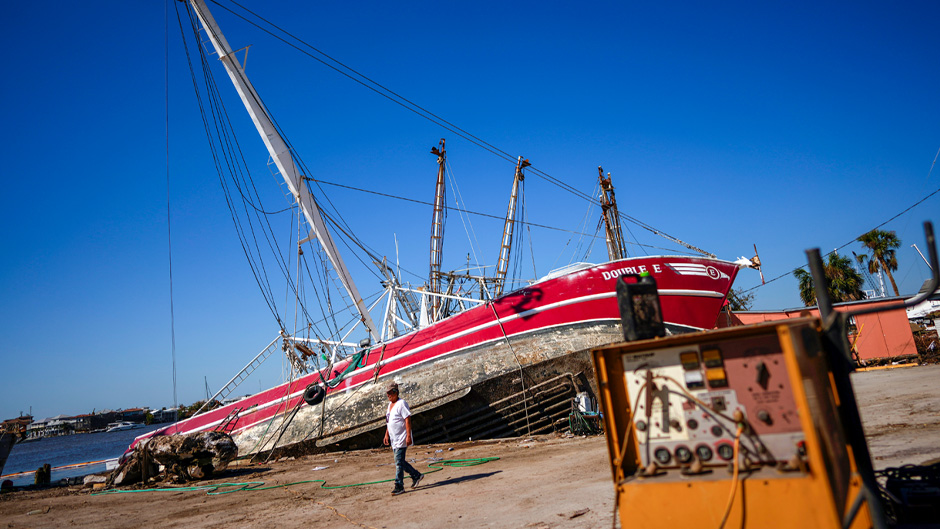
[35,415,77,436]
[151,408,178,423]
[120,408,147,422]
[718,297,917,361]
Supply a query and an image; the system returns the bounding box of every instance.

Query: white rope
[487,303,532,436]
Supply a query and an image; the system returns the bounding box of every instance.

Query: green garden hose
[92,457,499,496]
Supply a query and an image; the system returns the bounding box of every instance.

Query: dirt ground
[851,363,940,470]
[3,364,939,529]
[1,435,614,529]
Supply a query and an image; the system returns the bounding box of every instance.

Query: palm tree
[857,229,901,297]
[793,253,867,306]
[794,268,816,306]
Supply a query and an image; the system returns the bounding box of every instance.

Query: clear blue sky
[1,0,938,421]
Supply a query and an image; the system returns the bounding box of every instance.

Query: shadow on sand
[416,470,502,490]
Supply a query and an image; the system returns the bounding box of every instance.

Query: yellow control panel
[592,318,875,529]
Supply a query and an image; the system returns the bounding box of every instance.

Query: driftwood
[108,431,237,487]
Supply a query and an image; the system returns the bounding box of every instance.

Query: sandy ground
[2,364,939,529]
[852,363,940,470]
[1,435,615,529]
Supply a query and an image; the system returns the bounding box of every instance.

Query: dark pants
[394,447,420,489]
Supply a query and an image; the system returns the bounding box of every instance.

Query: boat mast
[188,0,378,341]
[494,156,530,297]
[429,139,446,321]
[598,167,627,261]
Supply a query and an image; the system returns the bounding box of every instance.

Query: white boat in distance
[106,422,144,433]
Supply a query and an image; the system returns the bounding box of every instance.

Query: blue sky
[1,0,938,421]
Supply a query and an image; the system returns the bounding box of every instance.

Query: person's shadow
[417,470,502,490]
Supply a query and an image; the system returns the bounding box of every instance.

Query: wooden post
[140,446,151,483]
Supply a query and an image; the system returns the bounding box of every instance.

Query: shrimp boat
[132,0,755,457]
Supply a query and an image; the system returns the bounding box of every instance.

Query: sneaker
[411,473,424,489]
[391,487,405,496]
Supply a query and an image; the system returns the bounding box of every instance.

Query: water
[1,424,170,486]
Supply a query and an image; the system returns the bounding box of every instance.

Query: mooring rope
[487,303,532,436]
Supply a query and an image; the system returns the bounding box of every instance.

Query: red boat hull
[135,256,740,453]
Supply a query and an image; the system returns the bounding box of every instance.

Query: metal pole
[806,249,833,321]
[912,243,933,270]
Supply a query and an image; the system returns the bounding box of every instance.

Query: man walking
[383,381,423,495]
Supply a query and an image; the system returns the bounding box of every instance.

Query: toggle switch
[757,409,772,425]
[756,361,770,389]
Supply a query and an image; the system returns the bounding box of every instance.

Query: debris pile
[108,431,237,487]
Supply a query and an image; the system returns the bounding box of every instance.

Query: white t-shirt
[386,399,412,449]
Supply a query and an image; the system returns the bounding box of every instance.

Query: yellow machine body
[592,318,874,528]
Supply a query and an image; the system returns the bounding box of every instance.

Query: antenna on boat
[394,233,401,283]
[187,0,379,342]
[494,156,529,297]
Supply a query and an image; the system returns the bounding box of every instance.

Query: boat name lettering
[601,264,662,281]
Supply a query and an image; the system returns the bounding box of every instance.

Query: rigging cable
[191,0,388,296]
[487,303,532,436]
[208,0,715,258]
[165,0,179,424]
[445,159,485,273]
[525,185,538,280]
[185,1,341,337]
[183,2,347,335]
[191,11,296,317]
[177,4,284,328]
[310,177,690,255]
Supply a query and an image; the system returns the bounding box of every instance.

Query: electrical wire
[613,380,647,470]
[739,183,940,295]
[718,426,745,529]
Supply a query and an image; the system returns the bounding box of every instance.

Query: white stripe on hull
[144,287,727,441]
